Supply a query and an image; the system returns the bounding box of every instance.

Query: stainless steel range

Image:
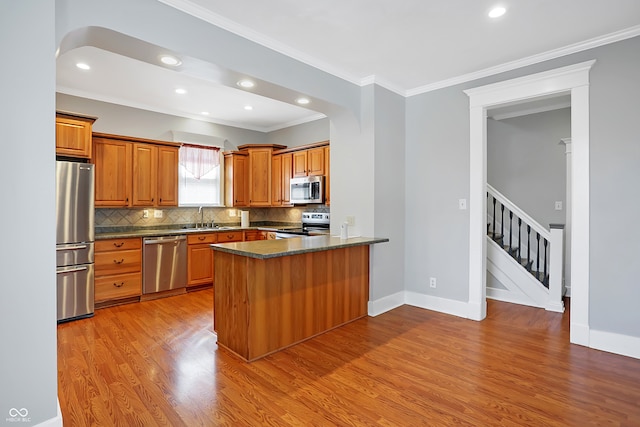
[275,212,330,239]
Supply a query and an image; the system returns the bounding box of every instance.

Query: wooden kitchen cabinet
[247,147,274,206]
[56,112,96,159]
[224,152,249,207]
[94,136,133,207]
[324,146,330,205]
[217,231,244,243]
[292,146,325,177]
[93,133,179,208]
[94,237,142,306]
[244,230,267,241]
[132,143,179,207]
[187,233,217,288]
[271,153,293,206]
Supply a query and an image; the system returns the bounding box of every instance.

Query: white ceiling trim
[157,0,363,86]
[57,85,320,133]
[407,25,640,97]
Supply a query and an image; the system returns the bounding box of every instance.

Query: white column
[547,224,565,312]
[559,138,572,297]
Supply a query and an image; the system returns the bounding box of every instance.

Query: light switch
[458,199,467,210]
[555,201,563,211]
[154,209,163,218]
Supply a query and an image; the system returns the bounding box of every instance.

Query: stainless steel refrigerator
[56,161,95,322]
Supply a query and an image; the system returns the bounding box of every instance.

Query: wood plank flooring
[57,290,640,426]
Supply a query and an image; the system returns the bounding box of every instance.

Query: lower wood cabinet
[187,233,217,288]
[94,238,142,306]
[244,230,267,241]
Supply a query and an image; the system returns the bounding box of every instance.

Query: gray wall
[372,85,406,300]
[57,93,266,151]
[266,117,330,147]
[488,108,570,228]
[406,35,640,338]
[0,1,58,425]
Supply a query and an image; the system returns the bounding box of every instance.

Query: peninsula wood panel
[214,245,369,361]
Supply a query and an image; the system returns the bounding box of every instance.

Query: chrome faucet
[198,206,204,228]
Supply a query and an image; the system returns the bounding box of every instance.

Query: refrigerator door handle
[56,244,88,251]
[56,266,89,274]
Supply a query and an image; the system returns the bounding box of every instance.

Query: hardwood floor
[57,291,640,426]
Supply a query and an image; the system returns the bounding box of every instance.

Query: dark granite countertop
[95,222,301,240]
[210,235,389,259]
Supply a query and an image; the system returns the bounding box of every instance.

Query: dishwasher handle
[144,236,187,245]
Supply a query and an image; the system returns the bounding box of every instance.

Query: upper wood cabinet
[94,136,132,207]
[131,143,179,207]
[224,152,249,207]
[324,146,330,206]
[56,112,96,159]
[93,133,179,208]
[247,147,273,206]
[292,146,325,177]
[272,153,293,206]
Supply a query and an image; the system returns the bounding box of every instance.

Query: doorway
[464,60,594,346]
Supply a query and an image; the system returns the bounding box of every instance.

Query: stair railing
[487,185,565,312]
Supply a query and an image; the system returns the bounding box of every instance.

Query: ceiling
[56,0,640,131]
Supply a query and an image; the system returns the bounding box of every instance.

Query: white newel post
[547,224,565,312]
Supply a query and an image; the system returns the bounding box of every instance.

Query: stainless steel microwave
[290,176,324,204]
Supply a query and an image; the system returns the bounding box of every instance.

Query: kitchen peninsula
[211,235,388,361]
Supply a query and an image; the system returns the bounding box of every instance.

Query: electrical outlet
[429,277,437,288]
[458,199,467,210]
[346,216,355,226]
[229,209,236,217]
[555,201,563,211]
[142,209,149,219]
[154,210,163,218]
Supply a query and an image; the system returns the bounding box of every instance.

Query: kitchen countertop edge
[210,235,389,259]
[95,225,303,240]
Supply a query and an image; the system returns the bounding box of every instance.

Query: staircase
[487,185,565,312]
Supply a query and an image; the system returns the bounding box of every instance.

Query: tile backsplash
[95,206,330,228]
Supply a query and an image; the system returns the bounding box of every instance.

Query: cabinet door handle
[198,236,206,241]
[113,258,124,264]
[113,242,124,248]
[113,282,124,288]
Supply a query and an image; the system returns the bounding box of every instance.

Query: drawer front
[96,238,142,252]
[95,272,141,302]
[95,249,141,275]
[217,231,244,242]
[187,233,218,245]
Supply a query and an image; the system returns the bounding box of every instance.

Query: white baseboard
[590,329,640,360]
[487,287,544,308]
[404,291,469,319]
[368,291,404,316]
[570,321,590,346]
[33,398,63,427]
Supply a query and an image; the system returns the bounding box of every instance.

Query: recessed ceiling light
[201,111,209,116]
[296,97,310,105]
[488,6,506,18]
[237,80,255,88]
[244,105,253,111]
[76,62,90,70]
[159,55,181,66]
[175,88,187,95]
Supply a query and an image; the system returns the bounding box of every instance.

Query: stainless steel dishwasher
[143,235,187,294]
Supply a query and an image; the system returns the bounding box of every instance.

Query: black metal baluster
[536,232,541,280]
[501,205,505,243]
[509,211,513,255]
[527,225,531,271]
[517,218,522,263]
[492,196,496,238]
[543,239,548,287]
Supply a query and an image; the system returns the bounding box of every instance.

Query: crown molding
[407,25,640,97]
